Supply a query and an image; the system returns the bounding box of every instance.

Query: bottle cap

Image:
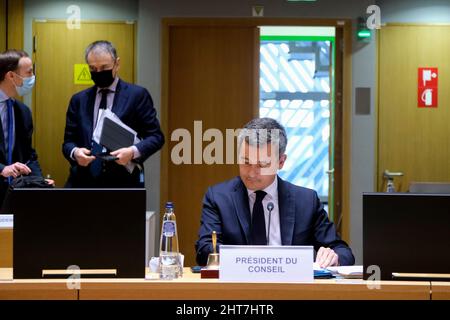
[165,201,174,208]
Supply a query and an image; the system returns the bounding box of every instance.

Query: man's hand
[1,162,31,178]
[74,148,95,167]
[316,247,339,268]
[111,147,134,166]
[45,179,55,186]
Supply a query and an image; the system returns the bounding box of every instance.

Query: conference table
[1,268,449,300]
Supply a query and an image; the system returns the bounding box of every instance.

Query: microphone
[266,202,274,245]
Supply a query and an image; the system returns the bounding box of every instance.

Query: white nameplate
[0,214,13,228]
[219,245,313,282]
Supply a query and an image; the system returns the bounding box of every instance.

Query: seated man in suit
[196,117,354,268]
[0,49,53,205]
[62,40,164,188]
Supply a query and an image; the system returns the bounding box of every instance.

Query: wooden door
[163,25,259,266]
[0,0,5,52]
[378,25,450,191]
[33,21,135,186]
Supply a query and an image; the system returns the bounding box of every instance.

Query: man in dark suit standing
[0,50,51,205]
[62,40,164,188]
[196,118,354,267]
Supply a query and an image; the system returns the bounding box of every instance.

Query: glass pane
[260,39,332,199]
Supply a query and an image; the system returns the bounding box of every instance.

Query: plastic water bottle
[159,201,182,279]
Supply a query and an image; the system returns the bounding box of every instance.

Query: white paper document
[326,265,363,278]
[313,263,363,278]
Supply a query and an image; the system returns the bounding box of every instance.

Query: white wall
[378,0,450,23]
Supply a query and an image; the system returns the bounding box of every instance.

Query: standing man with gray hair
[62,40,164,188]
[196,117,354,267]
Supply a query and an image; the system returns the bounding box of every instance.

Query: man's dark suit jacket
[62,79,164,188]
[196,176,355,266]
[0,100,42,205]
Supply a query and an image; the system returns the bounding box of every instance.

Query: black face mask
[90,69,115,88]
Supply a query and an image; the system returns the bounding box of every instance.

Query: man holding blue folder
[62,40,164,188]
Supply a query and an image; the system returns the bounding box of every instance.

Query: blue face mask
[14,74,36,96]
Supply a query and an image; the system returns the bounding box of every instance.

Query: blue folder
[314,269,334,279]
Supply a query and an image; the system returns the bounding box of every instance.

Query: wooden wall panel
[0,229,12,268]
[7,0,24,50]
[0,0,6,52]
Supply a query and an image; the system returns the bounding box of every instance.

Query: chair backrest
[363,192,450,280]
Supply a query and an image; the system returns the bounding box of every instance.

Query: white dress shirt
[247,177,282,245]
[92,76,119,129]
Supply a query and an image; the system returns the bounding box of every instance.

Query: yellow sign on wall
[74,64,94,85]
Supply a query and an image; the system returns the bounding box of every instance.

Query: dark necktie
[99,88,109,111]
[95,89,109,128]
[6,99,14,184]
[250,190,267,245]
[90,89,110,178]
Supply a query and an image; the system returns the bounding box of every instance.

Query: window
[259,27,335,205]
